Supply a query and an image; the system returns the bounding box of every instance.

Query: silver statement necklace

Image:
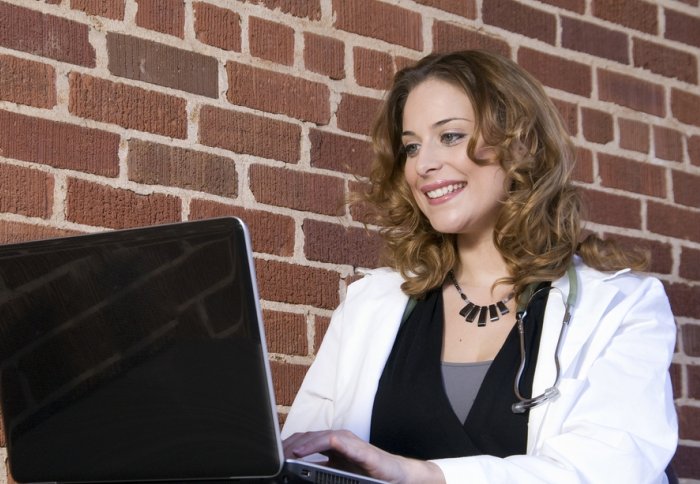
[448,270,514,327]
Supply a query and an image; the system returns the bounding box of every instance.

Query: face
[401,78,507,240]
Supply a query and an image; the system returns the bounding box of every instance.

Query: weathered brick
[598,69,665,117]
[562,17,628,64]
[304,33,344,80]
[127,139,237,198]
[0,110,119,176]
[0,220,79,244]
[249,17,294,66]
[581,108,613,144]
[598,154,666,198]
[255,259,340,309]
[249,165,344,216]
[619,118,650,154]
[536,0,584,13]
[592,0,658,34]
[654,126,683,162]
[70,0,125,19]
[633,38,698,84]
[0,55,55,109]
[674,444,700,481]
[665,9,700,49]
[572,146,593,183]
[309,129,373,177]
[199,105,301,163]
[432,21,510,56]
[683,324,700,356]
[333,0,422,51]
[603,233,673,275]
[518,48,591,97]
[314,315,330,353]
[303,219,381,268]
[484,0,556,45]
[69,73,187,139]
[648,201,700,243]
[680,246,700,281]
[226,62,330,125]
[690,136,700,167]
[234,0,321,20]
[395,55,417,73]
[670,362,682,399]
[688,364,700,399]
[194,2,241,52]
[107,33,218,98]
[0,3,95,67]
[189,200,295,256]
[66,178,181,229]
[671,89,700,127]
[552,98,578,136]
[135,0,184,38]
[416,0,476,17]
[673,170,700,209]
[580,188,642,229]
[263,310,307,356]
[679,405,700,440]
[349,180,377,225]
[0,164,53,219]
[337,94,382,136]
[269,361,307,406]
[354,47,394,90]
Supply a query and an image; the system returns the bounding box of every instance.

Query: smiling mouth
[425,183,465,199]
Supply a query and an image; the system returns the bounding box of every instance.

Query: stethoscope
[511,264,578,414]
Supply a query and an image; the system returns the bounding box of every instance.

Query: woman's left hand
[283,430,445,484]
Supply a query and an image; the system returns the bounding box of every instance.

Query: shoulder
[346,267,405,298]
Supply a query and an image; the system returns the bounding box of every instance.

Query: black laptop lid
[0,217,283,483]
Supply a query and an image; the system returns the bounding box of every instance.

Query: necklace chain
[447,270,514,327]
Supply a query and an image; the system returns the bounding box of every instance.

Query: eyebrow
[401,117,471,136]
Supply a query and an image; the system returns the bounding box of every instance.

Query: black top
[369,284,549,459]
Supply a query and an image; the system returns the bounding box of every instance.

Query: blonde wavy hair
[362,50,645,303]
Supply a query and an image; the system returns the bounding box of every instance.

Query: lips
[424,182,466,200]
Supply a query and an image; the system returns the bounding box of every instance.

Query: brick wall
[0,0,698,481]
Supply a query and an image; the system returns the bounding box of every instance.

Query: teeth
[426,183,465,199]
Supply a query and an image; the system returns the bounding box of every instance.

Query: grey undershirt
[441,360,493,423]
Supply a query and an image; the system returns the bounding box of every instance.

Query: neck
[454,231,510,290]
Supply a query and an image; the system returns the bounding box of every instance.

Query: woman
[281,50,677,483]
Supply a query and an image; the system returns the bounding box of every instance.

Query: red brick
[226,62,330,125]
[309,129,373,177]
[249,17,294,66]
[255,259,340,309]
[688,364,700,399]
[679,405,700,440]
[580,188,642,229]
[648,201,700,243]
[668,283,700,319]
[581,108,613,144]
[413,0,476,17]
[690,136,700,167]
[66,178,181,229]
[263,310,307,356]
[269,361,308,406]
[0,55,55,109]
[598,69,665,117]
[337,94,382,136]
[199,105,301,163]
[0,110,119,176]
[333,0,422,51]
[572,146,593,183]
[673,445,700,481]
[432,21,510,56]
[484,0,556,45]
[304,33,344,80]
[135,0,184,38]
[598,154,666,198]
[665,9,700,48]
[0,220,79,244]
[552,98,578,136]
[349,180,377,225]
[670,362,682,399]
[654,126,683,162]
[671,89,700,128]
[0,3,95,67]
[70,0,125,19]
[107,33,218,98]
[681,247,700,281]
[518,48,591,97]
[303,219,381,268]
[395,56,417,73]
[354,47,394,90]
[188,200,295,256]
[536,0,584,13]
[633,38,698,84]
[603,233,673,275]
[673,170,700,209]
[618,118,650,154]
[234,0,321,20]
[127,139,237,198]
[249,165,344,216]
[592,0,658,34]
[314,315,330,353]
[194,2,241,52]
[69,73,187,139]
[562,17,628,64]
[0,164,53,219]
[683,324,700,356]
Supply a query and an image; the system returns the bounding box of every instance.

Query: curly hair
[361,50,645,303]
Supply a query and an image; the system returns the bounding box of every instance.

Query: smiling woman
[281,50,677,484]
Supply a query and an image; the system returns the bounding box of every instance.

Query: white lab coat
[282,258,678,483]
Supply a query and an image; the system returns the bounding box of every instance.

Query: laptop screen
[0,218,283,482]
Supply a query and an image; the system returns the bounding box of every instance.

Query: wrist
[399,457,445,484]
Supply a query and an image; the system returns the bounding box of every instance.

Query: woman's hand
[283,430,445,484]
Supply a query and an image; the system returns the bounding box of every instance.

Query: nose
[413,143,442,177]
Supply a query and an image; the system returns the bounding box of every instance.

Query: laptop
[0,217,385,484]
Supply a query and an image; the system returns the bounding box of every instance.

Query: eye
[441,132,466,145]
[402,143,420,157]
